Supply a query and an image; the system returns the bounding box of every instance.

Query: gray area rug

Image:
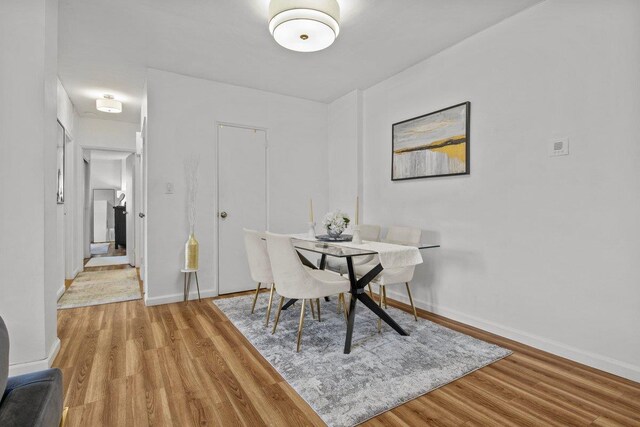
[213,294,511,427]
[58,268,142,309]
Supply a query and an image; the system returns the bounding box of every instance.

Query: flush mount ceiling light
[268,0,340,53]
[96,94,122,113]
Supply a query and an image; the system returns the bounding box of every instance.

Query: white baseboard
[64,266,82,281]
[144,289,218,306]
[381,286,640,382]
[8,337,61,377]
[56,285,66,301]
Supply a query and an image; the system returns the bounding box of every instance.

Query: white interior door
[125,154,135,266]
[218,125,267,295]
[140,120,147,285]
[83,159,91,258]
[135,132,143,268]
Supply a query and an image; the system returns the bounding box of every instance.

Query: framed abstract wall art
[392,102,470,181]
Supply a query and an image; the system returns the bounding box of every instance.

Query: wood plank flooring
[54,274,640,426]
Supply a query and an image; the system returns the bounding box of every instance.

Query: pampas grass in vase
[184,157,199,270]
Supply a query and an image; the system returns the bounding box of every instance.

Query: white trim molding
[8,338,61,377]
[144,289,218,307]
[56,285,66,301]
[381,286,640,382]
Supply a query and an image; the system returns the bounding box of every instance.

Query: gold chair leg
[337,294,342,313]
[251,282,262,314]
[60,407,69,427]
[309,298,316,319]
[343,295,349,323]
[339,293,348,323]
[297,299,306,352]
[265,283,276,327]
[368,283,374,299]
[405,282,418,321]
[271,297,285,334]
[316,298,321,322]
[378,286,384,332]
[382,285,388,308]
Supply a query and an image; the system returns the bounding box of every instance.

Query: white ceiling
[59,0,542,123]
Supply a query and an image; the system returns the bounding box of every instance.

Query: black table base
[343,257,408,353]
[282,251,409,353]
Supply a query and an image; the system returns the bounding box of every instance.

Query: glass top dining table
[285,235,440,354]
[290,237,440,257]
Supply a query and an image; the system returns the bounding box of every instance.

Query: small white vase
[307,222,316,239]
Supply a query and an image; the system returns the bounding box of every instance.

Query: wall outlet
[165,182,174,194]
[549,137,569,157]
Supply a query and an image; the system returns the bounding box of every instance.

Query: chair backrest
[265,232,313,298]
[0,316,9,395]
[360,224,381,242]
[243,229,274,284]
[384,226,421,246]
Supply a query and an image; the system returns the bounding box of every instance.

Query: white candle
[355,196,359,225]
[309,198,314,222]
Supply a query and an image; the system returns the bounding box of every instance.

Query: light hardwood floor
[54,271,640,426]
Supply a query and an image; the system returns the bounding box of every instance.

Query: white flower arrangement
[322,210,351,236]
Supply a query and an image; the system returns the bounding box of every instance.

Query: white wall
[327,90,363,221]
[57,79,84,281]
[0,0,60,375]
[57,79,76,132]
[91,158,122,189]
[78,117,137,151]
[42,0,60,368]
[144,68,328,305]
[358,0,640,380]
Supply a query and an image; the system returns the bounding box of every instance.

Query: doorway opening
[84,150,135,268]
[57,148,142,309]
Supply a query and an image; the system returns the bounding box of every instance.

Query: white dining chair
[354,226,422,328]
[266,232,351,352]
[243,229,277,326]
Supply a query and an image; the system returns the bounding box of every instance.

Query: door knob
[220,211,228,218]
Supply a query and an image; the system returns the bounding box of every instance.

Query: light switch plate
[549,137,569,157]
[165,182,174,194]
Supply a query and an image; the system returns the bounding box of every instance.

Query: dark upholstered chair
[0,316,64,426]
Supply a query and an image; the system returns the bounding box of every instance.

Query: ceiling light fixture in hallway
[96,94,122,113]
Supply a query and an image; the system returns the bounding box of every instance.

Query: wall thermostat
[549,137,569,157]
